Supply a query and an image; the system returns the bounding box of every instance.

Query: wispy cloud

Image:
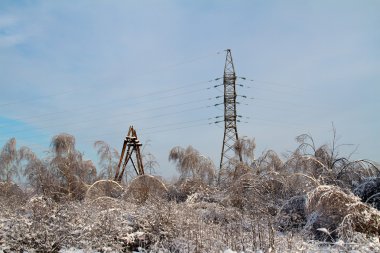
[0,14,28,47]
[0,15,18,28]
[0,33,27,47]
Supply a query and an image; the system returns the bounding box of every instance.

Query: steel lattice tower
[218,49,242,184]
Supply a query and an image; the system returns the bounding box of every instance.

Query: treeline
[1,130,380,251]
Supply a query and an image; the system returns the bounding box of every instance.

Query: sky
[0,0,379,178]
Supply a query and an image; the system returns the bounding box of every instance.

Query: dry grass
[227,172,286,216]
[306,185,380,240]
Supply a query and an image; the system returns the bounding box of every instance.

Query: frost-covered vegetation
[0,131,380,252]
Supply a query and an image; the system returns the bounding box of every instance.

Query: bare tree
[47,133,97,200]
[234,136,256,165]
[23,153,49,195]
[226,137,257,180]
[141,140,159,174]
[169,146,215,184]
[94,140,119,179]
[256,150,283,173]
[143,152,159,174]
[287,127,378,189]
[0,138,20,182]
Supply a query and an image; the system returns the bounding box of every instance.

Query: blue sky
[0,0,379,177]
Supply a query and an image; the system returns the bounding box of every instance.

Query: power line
[0,117,214,150]
[0,79,214,127]
[79,118,211,142]
[0,96,212,138]
[0,104,212,143]
[140,122,211,136]
[0,77,222,146]
[1,86,324,148]
[10,122,215,156]
[239,77,315,92]
[0,80,218,131]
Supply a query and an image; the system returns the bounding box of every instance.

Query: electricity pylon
[218,49,242,185]
[114,126,145,182]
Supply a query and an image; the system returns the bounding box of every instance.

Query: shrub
[306,185,380,240]
[354,177,380,210]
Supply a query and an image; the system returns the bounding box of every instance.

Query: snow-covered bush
[85,180,123,200]
[1,132,380,252]
[226,172,286,216]
[354,177,380,210]
[306,185,380,241]
[277,195,307,232]
[124,175,168,204]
